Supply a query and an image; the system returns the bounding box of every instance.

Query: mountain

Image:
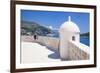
[21,21,51,36]
[80,32,89,36]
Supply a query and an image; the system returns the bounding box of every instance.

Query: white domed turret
[60,16,80,33]
[59,16,80,60]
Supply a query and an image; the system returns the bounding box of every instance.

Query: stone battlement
[21,35,89,60]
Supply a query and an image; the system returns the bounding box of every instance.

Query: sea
[80,36,89,46]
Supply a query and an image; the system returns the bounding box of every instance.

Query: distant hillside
[21,21,51,36]
[80,32,89,36]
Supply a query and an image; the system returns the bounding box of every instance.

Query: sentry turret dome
[60,16,80,33]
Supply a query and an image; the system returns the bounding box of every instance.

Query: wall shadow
[48,52,60,59]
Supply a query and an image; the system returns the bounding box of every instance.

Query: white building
[59,16,80,60]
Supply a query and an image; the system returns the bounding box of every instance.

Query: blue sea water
[80,36,90,46]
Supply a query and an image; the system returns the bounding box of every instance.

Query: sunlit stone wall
[68,41,90,60]
[21,35,89,60]
[21,35,59,51]
[37,36,59,51]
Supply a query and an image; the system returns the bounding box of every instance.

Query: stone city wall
[68,41,90,60]
[21,35,90,60]
[21,35,59,51]
[36,36,59,51]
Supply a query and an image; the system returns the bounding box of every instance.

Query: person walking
[34,33,38,40]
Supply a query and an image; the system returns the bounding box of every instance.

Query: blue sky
[21,10,89,33]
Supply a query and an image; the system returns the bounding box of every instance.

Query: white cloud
[48,26,53,29]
